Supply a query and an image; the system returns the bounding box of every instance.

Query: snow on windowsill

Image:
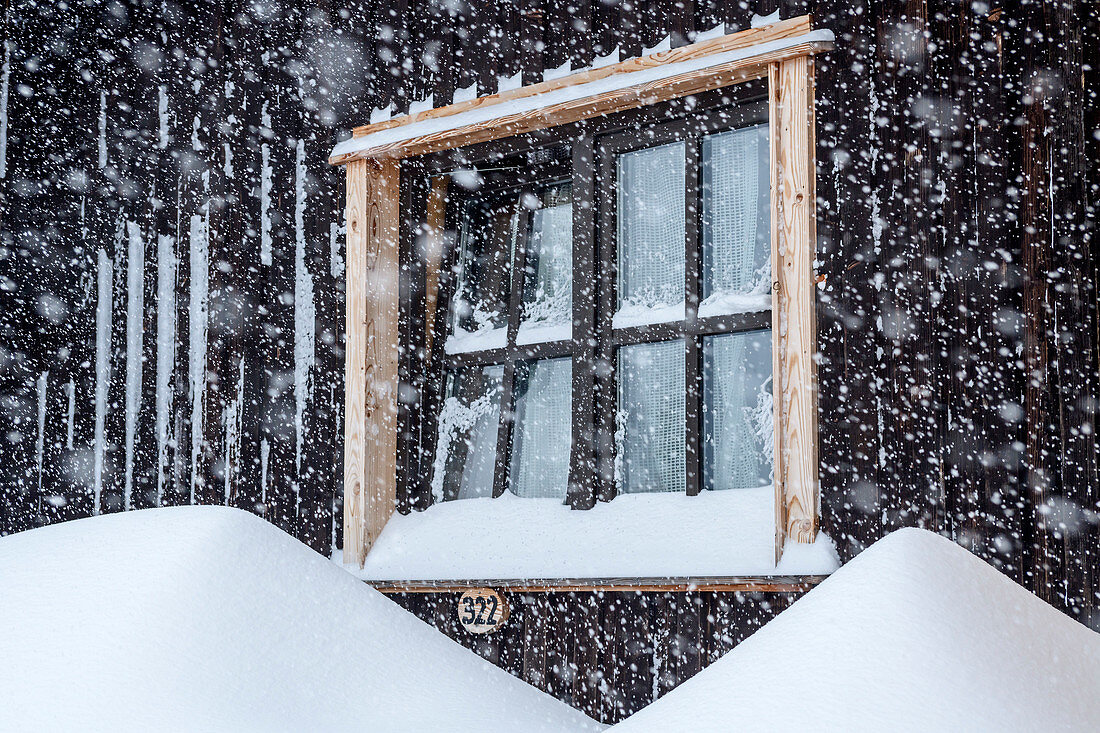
[612,300,685,329]
[611,291,772,329]
[444,325,507,354]
[516,320,572,346]
[697,291,771,319]
[345,487,840,582]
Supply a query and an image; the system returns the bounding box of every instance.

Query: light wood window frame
[335,16,829,582]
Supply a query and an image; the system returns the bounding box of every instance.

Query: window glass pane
[702,330,772,490]
[518,183,573,345]
[432,364,504,500]
[448,196,515,353]
[617,340,685,493]
[509,357,572,499]
[700,124,771,318]
[615,142,686,328]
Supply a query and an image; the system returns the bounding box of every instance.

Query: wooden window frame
[336,16,829,588]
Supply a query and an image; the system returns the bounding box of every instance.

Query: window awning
[329,15,832,165]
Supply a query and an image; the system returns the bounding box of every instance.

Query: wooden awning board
[329,15,832,165]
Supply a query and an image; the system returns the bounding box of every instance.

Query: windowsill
[339,488,839,586]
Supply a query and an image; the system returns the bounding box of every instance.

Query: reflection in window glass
[449,197,515,350]
[702,330,772,490]
[701,125,771,315]
[617,340,685,493]
[433,364,504,500]
[509,357,572,499]
[518,183,573,344]
[615,143,686,326]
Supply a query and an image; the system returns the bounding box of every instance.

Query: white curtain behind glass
[702,125,770,299]
[509,357,572,499]
[455,365,504,499]
[703,331,772,490]
[617,340,686,493]
[518,202,572,342]
[616,143,686,319]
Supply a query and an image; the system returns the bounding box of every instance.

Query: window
[432,156,576,502]
[338,21,827,571]
[429,100,777,507]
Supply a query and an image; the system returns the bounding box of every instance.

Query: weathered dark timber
[0,0,1098,726]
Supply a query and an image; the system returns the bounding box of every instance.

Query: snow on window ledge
[339,487,840,581]
[444,326,508,354]
[697,290,772,319]
[612,300,686,330]
[516,320,572,346]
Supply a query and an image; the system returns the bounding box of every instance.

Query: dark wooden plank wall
[0,0,353,552]
[392,590,797,722]
[0,0,1097,724]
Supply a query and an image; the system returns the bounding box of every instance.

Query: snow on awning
[329,17,833,165]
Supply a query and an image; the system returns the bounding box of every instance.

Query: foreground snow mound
[0,507,602,733]
[611,527,1100,733]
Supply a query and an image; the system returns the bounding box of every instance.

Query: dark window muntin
[401,85,771,513]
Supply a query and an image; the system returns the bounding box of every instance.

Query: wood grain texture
[366,576,826,593]
[329,39,832,165]
[776,54,819,545]
[422,175,449,359]
[343,159,401,567]
[768,61,786,564]
[350,16,812,139]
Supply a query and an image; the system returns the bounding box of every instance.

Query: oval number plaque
[457,588,509,634]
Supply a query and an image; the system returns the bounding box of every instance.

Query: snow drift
[609,527,1100,732]
[0,506,601,733]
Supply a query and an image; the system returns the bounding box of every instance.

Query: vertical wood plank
[768,61,786,562]
[343,158,400,567]
[776,54,818,545]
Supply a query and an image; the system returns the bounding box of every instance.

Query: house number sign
[457,588,509,634]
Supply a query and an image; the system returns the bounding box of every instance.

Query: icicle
[260,101,272,266]
[294,137,315,476]
[65,379,75,449]
[93,249,113,515]
[0,37,10,179]
[223,357,244,505]
[157,84,169,149]
[188,214,208,504]
[191,114,204,152]
[98,91,107,169]
[329,221,344,279]
[123,221,145,511]
[260,437,270,508]
[155,234,177,506]
[868,70,883,264]
[35,371,47,496]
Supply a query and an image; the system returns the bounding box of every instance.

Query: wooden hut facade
[1,0,1097,723]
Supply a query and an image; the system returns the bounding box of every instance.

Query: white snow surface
[608,527,1100,733]
[330,30,835,160]
[0,506,603,733]
[353,488,839,581]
